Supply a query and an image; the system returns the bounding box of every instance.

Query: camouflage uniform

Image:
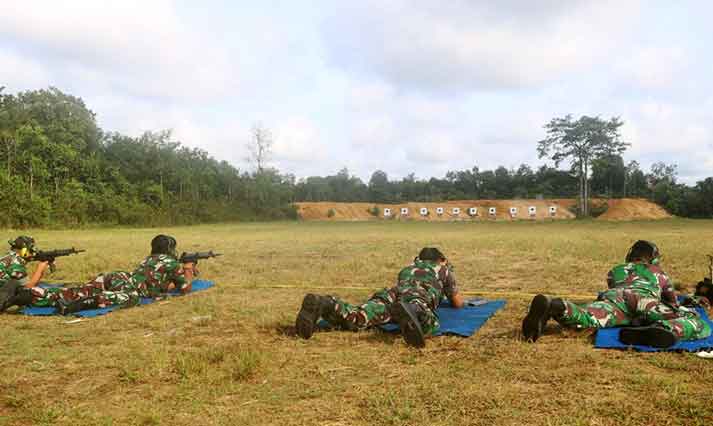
[0,251,29,305]
[0,251,29,287]
[31,271,141,308]
[32,255,187,310]
[131,254,188,297]
[0,251,56,304]
[325,259,458,335]
[555,262,711,341]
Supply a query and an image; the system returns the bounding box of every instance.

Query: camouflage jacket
[131,254,188,297]
[397,259,459,300]
[607,262,676,305]
[0,251,28,288]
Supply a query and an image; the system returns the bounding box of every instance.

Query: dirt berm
[295,199,671,221]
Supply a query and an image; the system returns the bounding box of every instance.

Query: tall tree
[537,115,628,216]
[368,170,390,203]
[591,154,626,198]
[246,123,273,173]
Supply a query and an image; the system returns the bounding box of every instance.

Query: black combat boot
[620,325,679,348]
[295,294,337,339]
[392,300,426,348]
[0,281,19,312]
[56,297,100,316]
[549,297,566,319]
[522,294,558,342]
[0,282,32,312]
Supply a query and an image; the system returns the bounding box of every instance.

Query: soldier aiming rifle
[0,236,85,312]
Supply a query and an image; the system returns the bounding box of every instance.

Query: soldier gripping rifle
[179,251,221,276]
[0,237,85,312]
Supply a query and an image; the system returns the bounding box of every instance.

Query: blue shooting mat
[21,280,215,318]
[594,305,713,352]
[318,298,506,337]
[381,299,507,337]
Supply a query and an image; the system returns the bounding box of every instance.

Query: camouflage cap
[418,247,446,262]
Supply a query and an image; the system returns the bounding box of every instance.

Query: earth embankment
[295,199,671,221]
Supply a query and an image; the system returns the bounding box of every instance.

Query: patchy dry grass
[1,220,713,425]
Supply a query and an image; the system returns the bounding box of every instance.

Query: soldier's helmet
[151,234,177,257]
[9,235,36,258]
[625,240,661,265]
[418,247,446,262]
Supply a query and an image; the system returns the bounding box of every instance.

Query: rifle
[179,251,221,264]
[32,248,86,272]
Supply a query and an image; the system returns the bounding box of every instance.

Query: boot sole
[393,301,426,348]
[522,294,550,342]
[296,294,320,339]
[620,327,678,348]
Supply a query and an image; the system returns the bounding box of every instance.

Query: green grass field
[1,220,713,426]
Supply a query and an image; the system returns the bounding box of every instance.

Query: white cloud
[322,0,642,92]
[0,49,50,89]
[1,1,711,186]
[273,117,327,164]
[0,0,234,101]
[616,47,689,91]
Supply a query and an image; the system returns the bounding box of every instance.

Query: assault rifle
[694,254,713,305]
[32,247,86,272]
[179,251,221,264]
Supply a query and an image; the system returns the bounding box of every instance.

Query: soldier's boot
[392,300,426,348]
[522,294,563,343]
[56,297,100,316]
[0,281,19,312]
[1,284,32,312]
[620,325,679,348]
[549,297,566,319]
[295,294,336,339]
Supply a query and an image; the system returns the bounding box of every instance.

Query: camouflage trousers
[327,282,442,335]
[30,272,140,309]
[555,288,711,341]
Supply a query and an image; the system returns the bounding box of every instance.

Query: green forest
[1,87,712,228]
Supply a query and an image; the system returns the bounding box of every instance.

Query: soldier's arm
[24,261,49,288]
[180,262,194,294]
[441,266,464,309]
[658,270,678,306]
[167,260,193,295]
[450,291,465,308]
[606,269,615,289]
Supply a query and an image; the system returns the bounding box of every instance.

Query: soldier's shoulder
[609,262,631,274]
[157,254,180,267]
[646,264,666,274]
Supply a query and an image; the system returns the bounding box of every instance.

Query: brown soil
[295,198,671,221]
[597,198,672,221]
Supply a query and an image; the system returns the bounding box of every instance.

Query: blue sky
[1,0,711,184]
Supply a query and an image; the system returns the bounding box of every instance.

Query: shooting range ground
[1,219,709,426]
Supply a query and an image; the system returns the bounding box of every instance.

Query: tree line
[293,160,713,218]
[0,87,295,227]
[1,87,711,227]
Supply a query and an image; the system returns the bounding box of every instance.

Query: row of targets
[383,206,558,217]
